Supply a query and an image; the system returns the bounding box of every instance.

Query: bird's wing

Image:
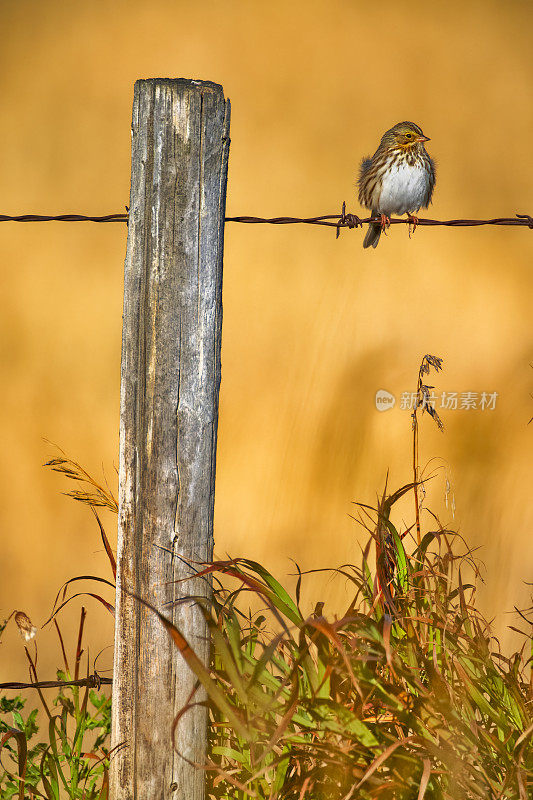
[359,157,373,181]
[424,156,437,207]
[358,157,375,208]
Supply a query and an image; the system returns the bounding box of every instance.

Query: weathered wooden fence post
[110,78,230,800]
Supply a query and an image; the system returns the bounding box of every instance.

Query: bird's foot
[379,213,391,232]
[407,213,419,238]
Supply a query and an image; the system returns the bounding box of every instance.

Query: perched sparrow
[358,121,436,249]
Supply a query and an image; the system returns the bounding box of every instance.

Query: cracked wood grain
[110,78,230,800]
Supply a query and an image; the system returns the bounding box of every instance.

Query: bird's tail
[363,211,381,249]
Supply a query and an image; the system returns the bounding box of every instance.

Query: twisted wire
[0,205,531,237]
[0,673,112,691]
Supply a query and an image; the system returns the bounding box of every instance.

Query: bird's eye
[405,133,412,138]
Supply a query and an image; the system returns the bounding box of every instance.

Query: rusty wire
[0,204,532,237]
[0,673,112,691]
[0,212,128,223]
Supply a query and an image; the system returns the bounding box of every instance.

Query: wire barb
[336,201,363,238]
[516,213,533,229]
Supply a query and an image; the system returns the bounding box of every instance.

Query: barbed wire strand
[0,673,112,691]
[1,204,532,238]
[0,213,128,223]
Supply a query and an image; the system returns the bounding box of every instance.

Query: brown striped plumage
[358,122,436,249]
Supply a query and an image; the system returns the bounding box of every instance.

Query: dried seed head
[420,354,443,376]
[426,403,444,431]
[14,611,37,641]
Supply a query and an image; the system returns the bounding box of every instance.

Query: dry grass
[2,355,532,798]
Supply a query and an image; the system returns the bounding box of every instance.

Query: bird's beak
[416,135,430,143]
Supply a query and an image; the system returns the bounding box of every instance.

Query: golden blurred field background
[1,0,532,684]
